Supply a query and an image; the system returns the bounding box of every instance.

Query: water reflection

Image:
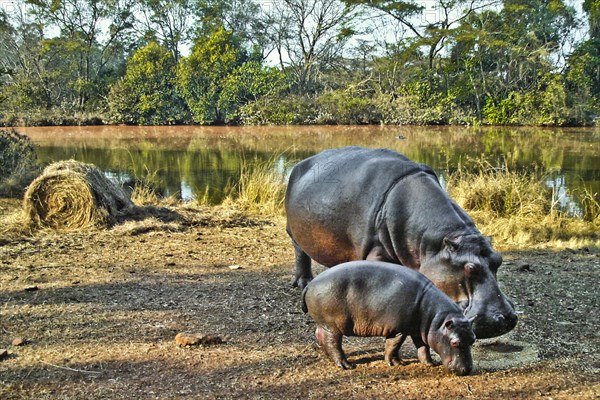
[18,125,600,209]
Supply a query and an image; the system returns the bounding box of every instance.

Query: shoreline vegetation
[1,129,598,249]
[1,1,599,128]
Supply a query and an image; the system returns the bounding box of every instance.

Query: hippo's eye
[464,263,480,277]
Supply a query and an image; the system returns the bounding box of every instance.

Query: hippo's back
[286,147,421,197]
[285,147,435,266]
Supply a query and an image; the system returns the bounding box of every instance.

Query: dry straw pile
[23,160,135,231]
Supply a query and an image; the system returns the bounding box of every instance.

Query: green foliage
[482,74,569,126]
[177,27,247,124]
[373,93,448,125]
[566,34,600,125]
[240,95,320,125]
[0,128,40,196]
[316,89,380,125]
[584,0,600,39]
[177,27,284,125]
[107,42,189,125]
[218,62,289,124]
[0,0,597,126]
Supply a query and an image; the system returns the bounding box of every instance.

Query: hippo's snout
[494,312,518,328]
[469,310,518,339]
[452,364,472,376]
[447,357,473,376]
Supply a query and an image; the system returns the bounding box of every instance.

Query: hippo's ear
[443,237,460,253]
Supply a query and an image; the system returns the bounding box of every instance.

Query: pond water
[19,125,600,211]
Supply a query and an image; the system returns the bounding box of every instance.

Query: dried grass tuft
[447,159,600,248]
[222,158,287,216]
[23,160,135,231]
[111,217,187,236]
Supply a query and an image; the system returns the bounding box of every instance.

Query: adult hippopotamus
[285,146,517,339]
[302,260,476,375]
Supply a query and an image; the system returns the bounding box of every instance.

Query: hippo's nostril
[496,312,518,329]
[454,366,472,376]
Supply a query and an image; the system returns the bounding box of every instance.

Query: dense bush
[107,42,189,125]
[0,128,40,196]
[1,0,598,127]
[316,90,380,125]
[240,91,476,126]
[482,75,570,126]
[218,62,289,124]
[240,95,320,125]
[373,93,449,125]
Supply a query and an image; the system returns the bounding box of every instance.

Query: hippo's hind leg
[291,239,313,288]
[384,334,408,366]
[315,325,354,370]
[411,335,436,366]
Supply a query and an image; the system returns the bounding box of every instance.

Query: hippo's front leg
[315,326,354,369]
[412,335,435,366]
[384,334,408,366]
[292,241,313,288]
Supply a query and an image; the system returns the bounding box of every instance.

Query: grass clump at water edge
[220,158,287,216]
[447,159,599,248]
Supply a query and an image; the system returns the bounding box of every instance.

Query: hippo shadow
[478,342,524,353]
[344,346,421,367]
[346,348,385,366]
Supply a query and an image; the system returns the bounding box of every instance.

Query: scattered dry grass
[578,186,600,223]
[129,168,180,208]
[0,204,598,399]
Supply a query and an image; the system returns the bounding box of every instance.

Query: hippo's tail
[301,286,309,314]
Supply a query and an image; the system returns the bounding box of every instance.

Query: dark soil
[0,203,599,399]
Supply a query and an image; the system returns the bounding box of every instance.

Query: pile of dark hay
[23,160,136,231]
[0,128,41,196]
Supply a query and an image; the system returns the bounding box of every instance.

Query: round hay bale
[23,160,135,231]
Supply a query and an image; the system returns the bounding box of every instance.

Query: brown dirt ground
[0,199,599,399]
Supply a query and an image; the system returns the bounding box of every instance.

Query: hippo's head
[429,314,476,376]
[420,234,517,339]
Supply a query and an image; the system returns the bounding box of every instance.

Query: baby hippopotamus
[301,261,476,375]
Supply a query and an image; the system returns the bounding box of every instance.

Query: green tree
[177,27,247,124]
[218,61,288,123]
[585,0,600,38]
[26,0,137,111]
[137,0,192,63]
[444,1,577,124]
[266,0,357,93]
[194,0,270,55]
[344,0,496,68]
[0,3,56,116]
[107,41,188,125]
[564,0,600,124]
